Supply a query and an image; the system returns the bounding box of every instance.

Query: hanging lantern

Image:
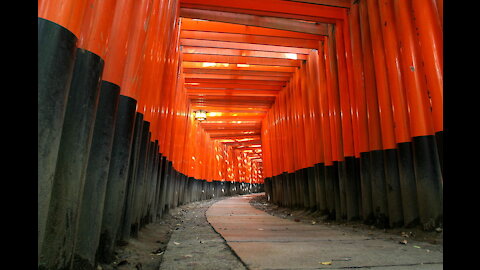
[194,110,207,121]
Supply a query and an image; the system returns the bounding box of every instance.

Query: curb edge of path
[205,195,251,270]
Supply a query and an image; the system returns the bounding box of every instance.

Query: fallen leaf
[413,246,421,249]
[399,239,408,245]
[311,221,317,225]
[320,261,332,265]
[173,241,180,245]
[184,254,193,258]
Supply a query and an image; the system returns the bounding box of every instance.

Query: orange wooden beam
[181,18,323,40]
[181,31,320,48]
[282,0,350,7]
[182,61,296,73]
[181,39,313,54]
[180,0,346,21]
[180,8,328,35]
[192,106,269,113]
[182,53,302,67]
[185,82,283,90]
[187,89,279,97]
[182,46,309,60]
[184,73,290,81]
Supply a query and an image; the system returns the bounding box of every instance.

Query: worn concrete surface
[207,193,443,270]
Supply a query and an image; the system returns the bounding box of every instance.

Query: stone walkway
[206,193,443,270]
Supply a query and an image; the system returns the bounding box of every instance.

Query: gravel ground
[97,197,246,270]
[249,194,443,249]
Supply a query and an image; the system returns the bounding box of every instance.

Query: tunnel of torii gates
[38,0,443,269]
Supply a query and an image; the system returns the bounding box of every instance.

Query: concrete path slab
[206,194,443,270]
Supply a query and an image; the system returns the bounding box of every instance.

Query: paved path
[206,193,443,270]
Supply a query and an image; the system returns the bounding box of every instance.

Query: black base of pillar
[384,149,404,228]
[344,157,361,221]
[412,135,443,231]
[97,95,137,264]
[73,81,120,270]
[38,18,78,260]
[359,152,374,224]
[40,47,104,270]
[369,150,389,228]
[322,165,335,220]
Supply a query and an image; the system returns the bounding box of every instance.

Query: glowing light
[284,53,298,59]
[236,138,255,142]
[201,62,229,68]
[202,62,217,67]
[194,110,207,121]
[237,64,250,67]
[207,112,222,117]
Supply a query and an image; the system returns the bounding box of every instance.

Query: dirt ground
[249,194,443,248]
[97,197,245,270]
[96,210,181,270]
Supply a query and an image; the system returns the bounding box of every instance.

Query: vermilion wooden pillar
[393,0,442,230]
[366,0,403,228]
[377,0,419,227]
